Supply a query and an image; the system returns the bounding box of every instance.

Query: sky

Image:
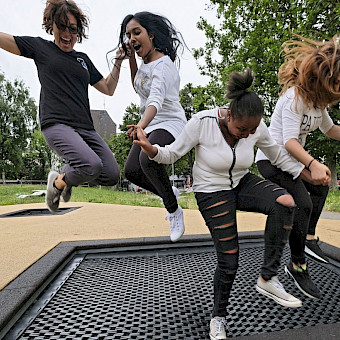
[0,0,217,131]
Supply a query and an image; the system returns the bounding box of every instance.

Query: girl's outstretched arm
[0,33,20,55]
[93,57,123,96]
[325,125,340,141]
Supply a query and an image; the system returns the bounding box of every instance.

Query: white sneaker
[45,171,61,213]
[165,206,185,242]
[209,316,227,340]
[158,186,180,204]
[172,186,180,200]
[256,276,302,308]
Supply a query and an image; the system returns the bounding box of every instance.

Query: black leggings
[195,173,295,317]
[257,160,329,265]
[124,129,178,213]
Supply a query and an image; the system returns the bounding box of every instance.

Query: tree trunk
[2,172,6,184]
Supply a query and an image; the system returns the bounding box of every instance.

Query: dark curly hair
[118,11,186,64]
[226,68,264,119]
[43,0,89,43]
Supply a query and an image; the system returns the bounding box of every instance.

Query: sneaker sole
[255,284,302,308]
[170,228,184,242]
[284,266,319,299]
[304,246,329,263]
[209,333,226,340]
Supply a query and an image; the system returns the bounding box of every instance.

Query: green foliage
[196,0,340,183]
[0,72,38,179]
[21,129,54,179]
[107,103,141,176]
[177,83,218,176]
[0,185,338,212]
[118,102,141,131]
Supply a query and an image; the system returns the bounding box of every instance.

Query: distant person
[114,12,187,242]
[130,69,303,340]
[0,0,120,212]
[256,34,340,299]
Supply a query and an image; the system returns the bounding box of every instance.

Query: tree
[107,103,141,176]
[21,129,54,180]
[0,72,37,181]
[176,83,217,177]
[195,0,340,187]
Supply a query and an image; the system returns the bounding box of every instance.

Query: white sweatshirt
[134,55,187,138]
[255,87,334,178]
[152,108,301,193]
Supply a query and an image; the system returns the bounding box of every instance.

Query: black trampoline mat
[4,242,340,339]
[0,207,81,218]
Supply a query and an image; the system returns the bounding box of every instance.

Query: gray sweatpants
[42,124,120,187]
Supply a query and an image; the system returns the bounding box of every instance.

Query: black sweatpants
[124,129,178,213]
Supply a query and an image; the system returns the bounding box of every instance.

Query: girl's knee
[139,152,152,169]
[85,158,103,178]
[276,194,295,207]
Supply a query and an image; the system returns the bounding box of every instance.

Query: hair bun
[226,68,254,100]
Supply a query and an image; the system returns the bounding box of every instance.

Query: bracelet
[307,159,315,170]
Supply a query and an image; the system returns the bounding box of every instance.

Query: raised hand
[309,160,331,186]
[126,125,158,158]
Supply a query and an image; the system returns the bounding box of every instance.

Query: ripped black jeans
[195,173,295,317]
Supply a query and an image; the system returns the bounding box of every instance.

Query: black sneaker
[284,261,321,299]
[305,237,329,263]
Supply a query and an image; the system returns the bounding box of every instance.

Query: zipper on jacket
[228,141,238,188]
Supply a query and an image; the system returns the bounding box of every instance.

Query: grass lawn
[0,185,199,210]
[0,185,339,212]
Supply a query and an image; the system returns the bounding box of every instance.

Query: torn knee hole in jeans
[214,221,234,229]
[283,225,292,230]
[204,200,227,210]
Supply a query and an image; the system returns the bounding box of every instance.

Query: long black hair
[226,68,264,119]
[118,11,186,64]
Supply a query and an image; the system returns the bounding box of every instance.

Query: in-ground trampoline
[0,233,339,339]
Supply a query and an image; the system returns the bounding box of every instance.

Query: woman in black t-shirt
[0,0,121,212]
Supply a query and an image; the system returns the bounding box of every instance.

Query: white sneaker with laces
[165,206,185,242]
[209,316,227,340]
[256,276,302,308]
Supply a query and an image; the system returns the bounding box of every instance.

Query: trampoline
[0,234,339,339]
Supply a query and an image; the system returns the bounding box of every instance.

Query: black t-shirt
[14,36,103,130]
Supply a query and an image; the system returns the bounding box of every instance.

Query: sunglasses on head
[55,22,78,34]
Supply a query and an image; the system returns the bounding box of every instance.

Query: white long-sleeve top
[134,55,187,138]
[152,108,301,193]
[255,87,334,178]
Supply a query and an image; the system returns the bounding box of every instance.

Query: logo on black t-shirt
[77,57,88,71]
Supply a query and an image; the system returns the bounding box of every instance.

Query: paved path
[0,202,339,290]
